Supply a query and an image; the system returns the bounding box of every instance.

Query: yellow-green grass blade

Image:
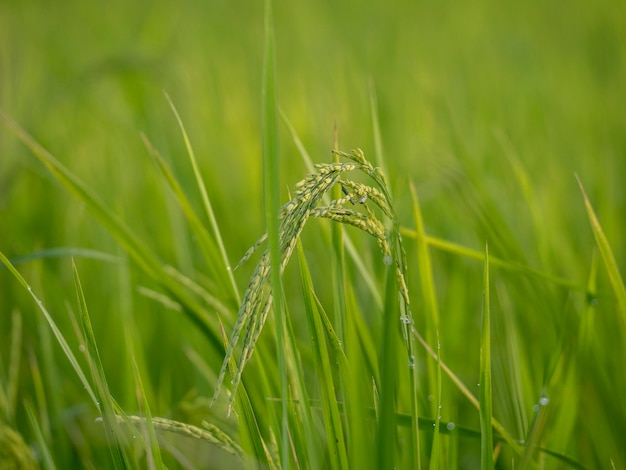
[6,247,120,266]
[329,128,365,469]
[413,330,523,456]
[519,395,550,470]
[409,181,434,469]
[141,133,238,311]
[494,130,550,265]
[162,94,241,306]
[579,251,599,353]
[0,111,223,358]
[122,314,164,469]
[297,242,348,470]
[576,175,626,322]
[400,228,584,292]
[376,256,400,468]
[428,331,442,470]
[392,413,586,469]
[479,244,494,470]
[72,260,128,468]
[2,310,23,423]
[261,0,289,466]
[0,252,98,407]
[343,286,375,470]
[368,82,388,177]
[25,401,56,470]
[281,293,319,468]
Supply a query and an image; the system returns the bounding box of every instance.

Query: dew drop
[446,422,456,431]
[533,404,540,413]
[383,255,392,266]
[539,396,549,406]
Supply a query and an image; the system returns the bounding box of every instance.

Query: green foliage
[2,0,626,468]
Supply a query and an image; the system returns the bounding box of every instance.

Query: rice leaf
[25,401,56,470]
[261,0,289,466]
[400,228,583,291]
[376,252,400,469]
[0,251,99,407]
[141,133,238,309]
[297,241,348,470]
[479,243,494,470]
[162,94,241,306]
[72,259,127,468]
[576,175,626,321]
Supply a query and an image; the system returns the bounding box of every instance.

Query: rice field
[1,0,625,468]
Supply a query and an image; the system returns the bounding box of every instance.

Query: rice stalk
[211,149,414,410]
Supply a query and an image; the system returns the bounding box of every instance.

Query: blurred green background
[1,0,625,468]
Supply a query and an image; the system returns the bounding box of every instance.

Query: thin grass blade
[297,242,348,469]
[72,260,127,468]
[25,402,56,470]
[576,175,626,322]
[261,0,288,466]
[479,243,494,470]
[162,94,241,305]
[376,257,400,468]
[5,310,23,423]
[142,133,238,309]
[0,251,99,407]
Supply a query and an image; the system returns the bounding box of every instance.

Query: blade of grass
[0,251,99,407]
[5,247,120,267]
[5,310,23,423]
[72,259,128,468]
[409,181,435,469]
[479,243,494,470]
[400,228,584,292]
[25,401,56,470]
[520,394,550,470]
[297,242,348,470]
[27,348,50,444]
[121,290,164,470]
[281,295,319,469]
[368,81,387,176]
[141,133,238,311]
[376,255,400,468]
[429,330,442,470]
[576,175,626,322]
[161,94,241,306]
[261,0,288,467]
